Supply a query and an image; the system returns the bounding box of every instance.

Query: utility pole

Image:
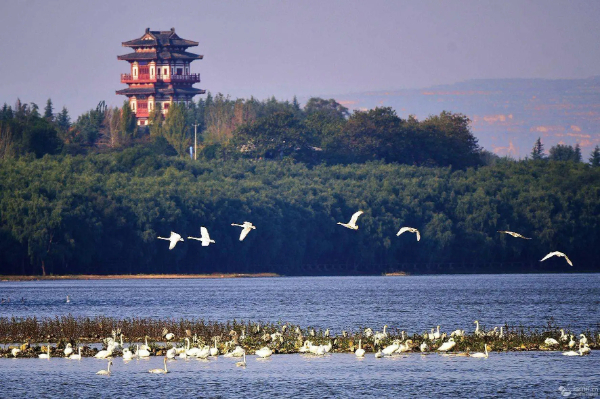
[193,121,200,160]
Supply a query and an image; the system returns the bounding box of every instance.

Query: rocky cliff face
[332,77,600,159]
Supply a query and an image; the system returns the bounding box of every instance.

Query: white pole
[193,122,199,160]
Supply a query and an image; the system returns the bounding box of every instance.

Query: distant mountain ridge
[329,77,600,159]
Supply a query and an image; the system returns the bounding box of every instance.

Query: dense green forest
[1,96,599,275]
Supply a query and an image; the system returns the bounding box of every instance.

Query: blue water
[1,274,599,331]
[1,274,599,397]
[0,351,596,398]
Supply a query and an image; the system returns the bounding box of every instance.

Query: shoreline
[0,273,279,282]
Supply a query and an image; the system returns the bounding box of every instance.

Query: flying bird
[337,211,363,230]
[498,231,531,239]
[540,251,573,266]
[157,231,184,250]
[188,227,215,246]
[396,227,420,241]
[231,222,256,241]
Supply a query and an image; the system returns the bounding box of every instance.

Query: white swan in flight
[498,231,531,239]
[149,357,169,374]
[540,251,573,266]
[231,222,256,241]
[188,227,215,247]
[157,231,184,250]
[338,211,363,230]
[397,227,420,241]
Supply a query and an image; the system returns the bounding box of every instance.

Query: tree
[30,103,40,118]
[148,108,163,138]
[56,106,71,131]
[330,107,407,163]
[590,145,600,167]
[548,144,581,162]
[162,102,190,157]
[234,110,317,161]
[44,99,54,120]
[574,144,582,163]
[418,111,481,168]
[0,104,13,121]
[119,101,137,143]
[304,97,349,120]
[531,137,545,160]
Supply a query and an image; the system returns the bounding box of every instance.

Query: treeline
[1,147,599,276]
[3,95,599,168]
[1,95,486,169]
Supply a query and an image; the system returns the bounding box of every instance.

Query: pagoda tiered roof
[117,50,203,62]
[115,87,206,96]
[122,28,199,48]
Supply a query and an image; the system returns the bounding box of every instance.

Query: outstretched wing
[499,230,531,239]
[349,211,363,225]
[201,227,210,240]
[239,227,251,241]
[415,230,421,241]
[397,227,411,236]
[564,255,573,267]
[540,251,558,262]
[169,240,177,250]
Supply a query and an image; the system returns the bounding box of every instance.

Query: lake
[1,274,599,331]
[1,274,598,397]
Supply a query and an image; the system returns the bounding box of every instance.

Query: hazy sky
[1,0,599,117]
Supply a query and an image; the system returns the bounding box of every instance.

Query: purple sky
[1,0,599,117]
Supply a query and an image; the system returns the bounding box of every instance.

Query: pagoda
[116,28,205,125]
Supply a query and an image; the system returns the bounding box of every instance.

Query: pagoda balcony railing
[163,73,201,83]
[121,73,200,84]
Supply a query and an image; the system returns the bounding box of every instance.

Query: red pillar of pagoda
[116,28,205,125]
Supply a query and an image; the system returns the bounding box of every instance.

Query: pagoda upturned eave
[117,51,203,62]
[122,38,199,48]
[116,87,206,96]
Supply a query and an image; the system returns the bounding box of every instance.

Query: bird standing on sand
[188,227,215,246]
[338,211,363,230]
[231,222,256,241]
[540,251,573,266]
[157,232,184,250]
[397,227,421,241]
[498,231,531,239]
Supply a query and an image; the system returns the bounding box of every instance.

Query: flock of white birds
[158,210,573,266]
[25,320,593,377]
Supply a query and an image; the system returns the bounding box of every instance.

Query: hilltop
[331,77,600,158]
